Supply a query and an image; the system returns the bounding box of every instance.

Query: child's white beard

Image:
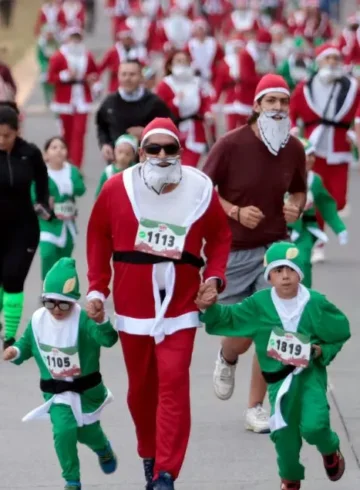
[257,111,291,155]
[142,158,182,194]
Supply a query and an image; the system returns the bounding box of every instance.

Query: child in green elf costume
[36,25,60,107]
[34,136,86,282]
[3,258,118,490]
[197,241,350,490]
[95,134,138,198]
[287,138,347,288]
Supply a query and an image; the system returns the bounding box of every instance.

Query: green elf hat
[263,242,304,281]
[299,137,315,156]
[42,258,81,302]
[115,134,138,154]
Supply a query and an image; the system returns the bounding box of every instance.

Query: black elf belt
[112,250,205,269]
[40,371,102,394]
[262,365,296,384]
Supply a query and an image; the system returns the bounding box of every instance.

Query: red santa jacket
[157,75,212,153]
[48,47,99,114]
[187,36,223,81]
[122,15,157,52]
[87,166,231,338]
[34,3,62,36]
[221,9,260,40]
[288,11,333,42]
[213,55,243,115]
[338,28,360,68]
[290,75,360,165]
[202,0,231,16]
[99,43,148,92]
[58,1,86,30]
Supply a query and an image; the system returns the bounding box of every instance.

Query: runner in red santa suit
[337,15,360,76]
[231,29,276,129]
[48,27,101,168]
[123,2,158,56]
[201,0,233,36]
[86,117,232,490]
[187,17,223,89]
[156,5,194,53]
[59,0,86,31]
[288,0,333,44]
[99,30,148,93]
[290,43,360,264]
[34,0,62,37]
[105,0,133,41]
[157,51,215,168]
[221,0,260,40]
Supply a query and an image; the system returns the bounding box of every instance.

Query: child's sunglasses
[43,299,73,311]
[143,143,180,156]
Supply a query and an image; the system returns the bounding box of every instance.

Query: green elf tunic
[95,162,135,198]
[34,162,86,280]
[200,286,350,482]
[36,29,59,107]
[287,170,346,287]
[277,54,314,92]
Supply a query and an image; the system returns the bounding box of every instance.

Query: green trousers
[40,231,74,281]
[50,404,109,482]
[41,82,54,107]
[269,367,339,481]
[293,230,316,288]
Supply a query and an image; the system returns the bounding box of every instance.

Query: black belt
[40,371,102,394]
[262,365,296,384]
[302,215,317,224]
[303,119,351,129]
[112,250,204,269]
[177,115,203,123]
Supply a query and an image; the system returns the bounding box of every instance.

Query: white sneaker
[213,351,237,400]
[245,404,270,433]
[311,247,325,264]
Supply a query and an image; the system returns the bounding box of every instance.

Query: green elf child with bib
[3,258,118,490]
[287,138,347,287]
[95,134,138,198]
[196,241,350,490]
[34,136,86,281]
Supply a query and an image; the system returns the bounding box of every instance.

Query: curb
[12,46,39,108]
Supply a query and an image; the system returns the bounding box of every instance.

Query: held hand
[3,347,17,361]
[34,203,52,221]
[238,206,265,229]
[101,144,114,162]
[311,344,322,359]
[195,282,218,310]
[86,299,105,323]
[283,202,301,223]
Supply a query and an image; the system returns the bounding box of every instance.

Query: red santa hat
[141,118,181,147]
[254,74,290,102]
[315,43,341,62]
[256,29,272,45]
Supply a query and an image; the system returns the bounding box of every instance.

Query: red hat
[256,29,272,45]
[141,118,181,147]
[315,43,341,62]
[254,74,290,102]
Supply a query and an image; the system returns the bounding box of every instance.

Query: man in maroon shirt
[202,74,306,433]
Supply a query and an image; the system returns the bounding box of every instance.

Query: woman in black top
[0,106,51,349]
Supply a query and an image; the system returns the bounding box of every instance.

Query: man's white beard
[257,111,291,155]
[317,65,344,84]
[142,157,182,194]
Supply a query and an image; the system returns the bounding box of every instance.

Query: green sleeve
[313,295,350,367]
[200,296,258,338]
[12,322,34,365]
[313,174,346,234]
[71,166,86,197]
[277,61,294,91]
[36,45,48,72]
[30,181,37,205]
[95,171,108,199]
[84,313,118,348]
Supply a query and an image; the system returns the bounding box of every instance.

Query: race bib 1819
[267,327,311,368]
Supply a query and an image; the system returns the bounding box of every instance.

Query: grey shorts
[218,246,269,305]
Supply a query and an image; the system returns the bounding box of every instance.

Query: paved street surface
[1,7,360,490]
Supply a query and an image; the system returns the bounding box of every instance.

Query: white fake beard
[257,111,291,156]
[318,65,344,84]
[141,157,182,195]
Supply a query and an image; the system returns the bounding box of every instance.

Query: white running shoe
[245,404,270,433]
[311,247,325,264]
[213,351,237,400]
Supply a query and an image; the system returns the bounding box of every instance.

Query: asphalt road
[1,6,360,489]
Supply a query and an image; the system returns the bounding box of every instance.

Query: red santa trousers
[119,327,197,480]
[59,113,88,168]
[313,156,349,230]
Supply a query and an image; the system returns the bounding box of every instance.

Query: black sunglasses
[143,143,180,156]
[43,299,73,311]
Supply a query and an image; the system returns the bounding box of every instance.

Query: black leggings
[0,218,39,293]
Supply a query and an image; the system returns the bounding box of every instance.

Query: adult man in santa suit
[229,29,276,130]
[123,3,158,55]
[287,0,333,44]
[59,0,86,31]
[221,0,260,41]
[99,29,148,93]
[337,15,360,74]
[86,117,232,490]
[34,0,62,37]
[48,27,101,168]
[187,17,223,87]
[156,6,194,53]
[290,43,360,264]
[105,0,133,41]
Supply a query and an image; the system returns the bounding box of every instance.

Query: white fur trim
[41,293,78,303]
[141,129,180,147]
[316,47,341,63]
[86,291,106,303]
[255,87,290,101]
[264,259,304,281]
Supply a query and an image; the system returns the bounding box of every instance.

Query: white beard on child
[142,157,182,194]
[257,110,291,156]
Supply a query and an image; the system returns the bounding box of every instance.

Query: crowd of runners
[0,0,358,489]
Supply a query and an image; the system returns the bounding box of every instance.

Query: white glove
[338,230,348,245]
